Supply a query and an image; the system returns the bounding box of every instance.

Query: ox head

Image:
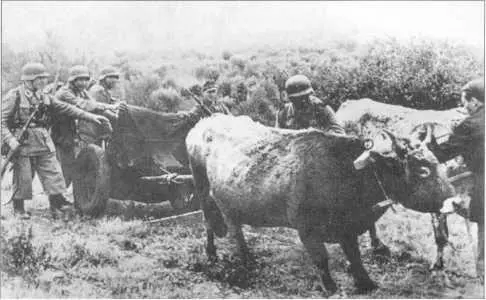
[354,130,455,213]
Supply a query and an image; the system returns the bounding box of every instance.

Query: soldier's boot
[49,194,72,219]
[12,199,31,220]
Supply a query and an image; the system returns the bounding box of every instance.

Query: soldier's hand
[7,138,20,151]
[103,109,118,121]
[94,115,113,133]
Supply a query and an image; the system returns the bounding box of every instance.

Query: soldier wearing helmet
[1,63,111,219]
[276,75,344,134]
[52,65,118,187]
[202,81,231,114]
[88,66,121,105]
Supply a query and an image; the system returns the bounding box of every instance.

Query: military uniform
[276,95,345,134]
[52,83,112,185]
[89,83,118,104]
[431,106,484,223]
[202,81,231,115]
[89,66,121,105]
[276,75,344,134]
[1,85,101,203]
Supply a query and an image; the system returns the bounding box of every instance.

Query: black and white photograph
[1,1,484,298]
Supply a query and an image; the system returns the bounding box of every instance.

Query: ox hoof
[355,281,378,294]
[429,259,444,271]
[321,282,338,296]
[372,245,391,257]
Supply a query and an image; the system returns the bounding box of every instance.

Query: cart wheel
[73,144,110,217]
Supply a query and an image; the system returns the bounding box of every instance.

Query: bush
[222,50,232,61]
[308,38,482,110]
[125,74,161,107]
[194,65,220,82]
[230,56,247,71]
[149,87,182,112]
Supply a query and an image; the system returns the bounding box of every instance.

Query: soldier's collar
[69,83,88,96]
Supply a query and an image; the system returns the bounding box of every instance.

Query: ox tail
[189,157,228,238]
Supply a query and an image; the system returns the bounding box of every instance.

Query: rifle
[1,66,61,179]
[1,108,39,178]
[183,89,213,116]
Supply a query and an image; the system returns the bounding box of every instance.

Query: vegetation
[1,34,483,298]
[2,35,482,124]
[0,196,482,298]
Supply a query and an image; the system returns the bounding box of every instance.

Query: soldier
[52,65,117,186]
[428,77,484,278]
[1,63,110,218]
[88,66,121,105]
[276,75,345,134]
[202,81,231,114]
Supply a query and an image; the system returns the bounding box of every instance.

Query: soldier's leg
[11,156,34,219]
[34,152,70,214]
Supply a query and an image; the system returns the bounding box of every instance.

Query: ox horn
[353,150,374,170]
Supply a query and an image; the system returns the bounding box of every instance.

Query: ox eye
[363,139,373,150]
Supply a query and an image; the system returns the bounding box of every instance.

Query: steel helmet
[285,75,314,98]
[99,66,120,81]
[68,65,90,82]
[462,77,485,103]
[21,63,50,81]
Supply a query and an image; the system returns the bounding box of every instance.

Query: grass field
[0,174,483,298]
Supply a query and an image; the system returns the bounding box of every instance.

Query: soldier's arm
[429,118,476,163]
[50,96,106,122]
[1,90,18,145]
[316,104,346,134]
[56,89,111,113]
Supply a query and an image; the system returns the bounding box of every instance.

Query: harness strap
[372,169,397,212]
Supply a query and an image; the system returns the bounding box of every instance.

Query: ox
[186,114,455,295]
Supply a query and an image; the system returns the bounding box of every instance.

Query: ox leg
[189,161,224,261]
[226,221,252,264]
[477,221,484,282]
[369,224,391,257]
[340,234,378,293]
[430,213,449,270]
[206,228,217,262]
[298,228,337,295]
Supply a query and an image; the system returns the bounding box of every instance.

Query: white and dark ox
[186,114,455,295]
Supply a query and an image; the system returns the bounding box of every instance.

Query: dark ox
[186,114,455,295]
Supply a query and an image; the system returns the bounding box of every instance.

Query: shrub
[218,81,232,97]
[149,87,182,112]
[222,50,232,61]
[194,65,220,82]
[125,74,161,107]
[230,55,247,71]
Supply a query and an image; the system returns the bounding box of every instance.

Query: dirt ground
[0,173,484,298]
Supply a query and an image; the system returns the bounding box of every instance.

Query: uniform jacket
[88,83,119,104]
[276,95,345,134]
[51,83,110,147]
[1,84,94,156]
[431,107,484,175]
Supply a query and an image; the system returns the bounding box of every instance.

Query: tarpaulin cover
[108,104,204,175]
